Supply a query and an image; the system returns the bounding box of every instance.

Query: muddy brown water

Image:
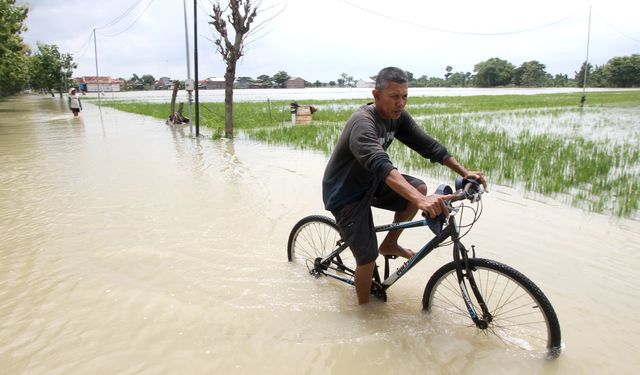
[1,95,640,374]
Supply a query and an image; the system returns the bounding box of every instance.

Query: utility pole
[580,5,592,108]
[93,28,101,107]
[183,0,193,134]
[193,0,200,137]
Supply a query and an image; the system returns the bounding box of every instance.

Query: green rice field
[103,91,640,218]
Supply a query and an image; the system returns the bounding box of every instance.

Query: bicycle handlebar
[450,177,483,203]
[423,177,483,235]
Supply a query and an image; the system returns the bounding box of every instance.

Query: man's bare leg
[354,261,376,304]
[378,183,428,259]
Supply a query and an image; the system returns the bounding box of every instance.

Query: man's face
[372,81,408,120]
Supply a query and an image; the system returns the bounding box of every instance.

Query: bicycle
[287,177,562,358]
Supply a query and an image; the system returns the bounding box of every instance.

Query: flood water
[94,86,615,103]
[2,95,640,374]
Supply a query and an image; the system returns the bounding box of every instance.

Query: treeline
[299,56,639,89]
[202,55,640,90]
[1,1,77,98]
[406,56,640,89]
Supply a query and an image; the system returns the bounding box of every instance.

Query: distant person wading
[67,88,82,117]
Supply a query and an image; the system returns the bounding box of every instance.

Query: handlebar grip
[422,183,453,235]
[435,183,453,196]
[455,176,479,191]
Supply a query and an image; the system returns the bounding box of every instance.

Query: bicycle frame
[317,210,492,327]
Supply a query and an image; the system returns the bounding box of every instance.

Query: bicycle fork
[454,242,493,329]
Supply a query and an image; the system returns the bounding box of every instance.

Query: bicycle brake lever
[469,190,482,203]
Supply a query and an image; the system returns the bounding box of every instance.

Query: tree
[235,76,253,88]
[574,62,591,88]
[514,60,547,87]
[604,54,640,88]
[29,43,76,97]
[411,75,429,87]
[448,71,470,87]
[256,74,271,87]
[141,74,155,88]
[550,73,571,87]
[272,70,290,88]
[127,74,144,90]
[592,66,608,87]
[0,0,30,97]
[444,66,453,80]
[405,71,414,82]
[576,62,608,88]
[210,0,259,138]
[60,53,77,92]
[340,73,354,87]
[473,57,515,87]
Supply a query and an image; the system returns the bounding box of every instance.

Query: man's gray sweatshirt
[322,104,451,211]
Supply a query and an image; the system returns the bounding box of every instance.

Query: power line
[71,31,94,58]
[593,8,640,45]
[197,0,218,45]
[96,0,147,31]
[102,0,157,37]
[69,0,150,65]
[339,0,583,36]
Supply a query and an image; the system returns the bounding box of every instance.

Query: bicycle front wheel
[423,258,562,358]
[287,215,356,280]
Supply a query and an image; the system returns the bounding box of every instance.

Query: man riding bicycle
[322,66,486,304]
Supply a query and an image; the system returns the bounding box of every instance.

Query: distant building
[235,77,252,89]
[204,77,225,90]
[356,77,375,88]
[76,76,123,92]
[286,77,305,89]
[155,77,173,90]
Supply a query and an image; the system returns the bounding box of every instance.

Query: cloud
[19,0,640,82]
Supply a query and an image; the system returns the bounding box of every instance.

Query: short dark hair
[375,67,408,90]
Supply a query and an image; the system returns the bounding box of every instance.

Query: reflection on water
[2,95,640,374]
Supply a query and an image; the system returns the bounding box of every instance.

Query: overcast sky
[19,0,640,82]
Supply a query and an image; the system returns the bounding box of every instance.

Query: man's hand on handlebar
[420,194,454,219]
[463,171,487,191]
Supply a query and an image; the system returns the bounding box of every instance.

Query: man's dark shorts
[331,174,425,266]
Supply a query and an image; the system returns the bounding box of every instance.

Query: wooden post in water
[168,80,180,125]
[193,0,200,137]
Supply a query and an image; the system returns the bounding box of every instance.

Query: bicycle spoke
[423,258,561,356]
[288,216,356,283]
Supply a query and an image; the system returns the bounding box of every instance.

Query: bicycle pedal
[370,285,387,302]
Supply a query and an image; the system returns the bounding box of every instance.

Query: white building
[355,77,375,88]
[204,77,225,89]
[79,76,122,92]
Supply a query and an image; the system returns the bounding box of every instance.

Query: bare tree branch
[209,0,273,138]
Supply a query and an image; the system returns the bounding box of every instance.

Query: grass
[102,91,640,218]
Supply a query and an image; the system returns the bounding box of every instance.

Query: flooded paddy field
[246,91,640,219]
[1,94,640,374]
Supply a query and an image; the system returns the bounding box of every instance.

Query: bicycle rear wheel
[423,258,562,358]
[287,215,356,281]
